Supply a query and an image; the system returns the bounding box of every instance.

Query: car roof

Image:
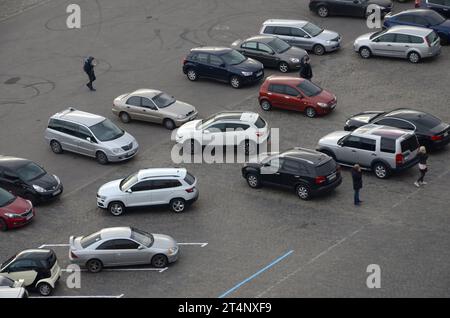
[384,108,432,121]
[245,35,278,43]
[137,168,187,180]
[262,19,308,28]
[15,249,52,260]
[354,124,410,139]
[51,108,105,127]
[212,111,261,124]
[190,47,232,54]
[0,156,31,169]
[395,8,439,18]
[130,88,162,99]
[386,25,433,36]
[266,75,303,85]
[280,148,330,165]
[100,227,132,240]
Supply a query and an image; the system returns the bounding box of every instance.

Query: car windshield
[131,228,154,247]
[0,188,15,207]
[410,113,442,128]
[0,255,15,271]
[370,29,387,40]
[119,172,139,191]
[297,80,322,97]
[220,50,247,65]
[267,38,291,53]
[80,232,102,248]
[16,162,46,182]
[199,114,217,129]
[427,11,446,25]
[303,22,323,37]
[152,93,176,108]
[89,119,124,142]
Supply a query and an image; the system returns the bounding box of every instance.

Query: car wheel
[96,151,108,165]
[373,162,389,179]
[0,218,8,231]
[108,201,125,216]
[359,47,371,59]
[151,254,168,268]
[86,259,103,273]
[296,184,311,200]
[170,198,186,213]
[50,140,63,154]
[313,44,325,56]
[119,112,131,123]
[230,75,241,89]
[408,51,420,64]
[37,282,53,296]
[317,6,329,17]
[260,99,272,111]
[163,118,176,130]
[278,61,289,73]
[305,107,316,118]
[186,69,198,81]
[246,173,261,188]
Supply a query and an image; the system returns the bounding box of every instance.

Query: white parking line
[30,294,124,298]
[61,267,168,273]
[178,242,208,247]
[39,244,69,248]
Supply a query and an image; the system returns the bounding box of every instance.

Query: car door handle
[294,175,300,178]
[387,44,392,46]
[351,150,357,152]
[404,45,410,48]
[126,106,130,109]
[285,96,290,99]
[371,153,376,156]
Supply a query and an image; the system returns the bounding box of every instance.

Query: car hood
[281,46,309,60]
[355,32,373,43]
[315,29,340,41]
[152,234,177,249]
[1,196,32,214]
[101,131,137,148]
[32,173,59,190]
[319,131,350,146]
[369,0,392,7]
[437,19,450,30]
[232,58,263,72]
[311,89,336,104]
[98,179,122,196]
[176,119,202,135]
[163,100,196,118]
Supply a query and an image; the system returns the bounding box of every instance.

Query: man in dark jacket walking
[352,164,363,206]
[299,56,313,80]
[83,56,97,91]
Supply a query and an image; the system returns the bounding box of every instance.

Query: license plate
[256,71,263,77]
[328,173,336,181]
[331,103,336,109]
[127,150,135,157]
[444,132,448,137]
[53,189,61,196]
[26,214,33,220]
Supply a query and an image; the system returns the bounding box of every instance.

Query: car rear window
[315,159,337,176]
[254,116,266,129]
[412,113,442,129]
[426,31,439,45]
[81,232,101,248]
[401,135,419,153]
[184,172,196,185]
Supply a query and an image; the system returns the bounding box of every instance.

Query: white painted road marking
[178,242,208,247]
[61,267,168,273]
[39,242,208,248]
[30,294,124,298]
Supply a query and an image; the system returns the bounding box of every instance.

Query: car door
[256,42,278,67]
[124,96,145,120]
[207,54,228,82]
[58,121,80,153]
[278,159,304,188]
[355,137,377,167]
[260,157,284,185]
[281,85,305,111]
[225,122,251,146]
[111,239,148,266]
[289,27,313,50]
[1,260,38,287]
[128,180,154,207]
[371,33,397,57]
[273,26,292,43]
[192,52,210,77]
[95,240,123,266]
[76,124,97,157]
[141,97,161,123]
[239,41,261,61]
[203,122,226,146]
[148,179,182,205]
[332,0,360,16]
[338,135,362,164]
[267,84,289,109]
[389,33,411,58]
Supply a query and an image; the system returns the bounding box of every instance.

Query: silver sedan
[69,227,179,272]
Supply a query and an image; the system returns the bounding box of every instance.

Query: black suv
[0,156,63,204]
[241,148,342,200]
[309,0,393,18]
[182,47,264,88]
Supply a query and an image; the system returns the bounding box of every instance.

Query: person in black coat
[83,56,97,91]
[352,164,363,206]
[414,146,428,187]
[299,56,313,80]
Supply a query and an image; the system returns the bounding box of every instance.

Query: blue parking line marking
[218,250,294,298]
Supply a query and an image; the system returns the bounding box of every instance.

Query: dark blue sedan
[384,9,450,44]
[182,47,264,89]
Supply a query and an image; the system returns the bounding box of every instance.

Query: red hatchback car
[259,76,337,118]
[0,187,35,231]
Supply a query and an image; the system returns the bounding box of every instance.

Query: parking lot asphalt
[1,0,449,298]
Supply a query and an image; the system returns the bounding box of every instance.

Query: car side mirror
[138,245,145,250]
[203,130,210,134]
[297,95,303,99]
[126,189,132,194]
[86,137,92,143]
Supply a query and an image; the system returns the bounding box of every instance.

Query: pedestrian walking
[414,146,428,187]
[352,164,363,206]
[299,55,313,80]
[83,56,97,91]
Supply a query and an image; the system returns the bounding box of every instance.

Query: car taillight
[395,154,404,165]
[425,36,431,47]
[70,251,78,259]
[315,176,326,185]
[186,187,195,193]
[431,135,443,141]
[415,0,420,8]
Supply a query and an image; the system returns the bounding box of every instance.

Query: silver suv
[317,124,420,179]
[45,108,139,164]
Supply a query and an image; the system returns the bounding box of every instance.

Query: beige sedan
[112,89,198,130]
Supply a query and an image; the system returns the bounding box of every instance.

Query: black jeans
[86,71,96,88]
[417,169,427,183]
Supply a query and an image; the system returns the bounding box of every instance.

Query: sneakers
[414,181,420,188]
[421,181,428,185]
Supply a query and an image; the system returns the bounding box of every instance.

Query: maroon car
[259,76,337,118]
[0,187,35,231]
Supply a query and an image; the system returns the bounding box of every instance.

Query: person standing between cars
[414,146,428,187]
[352,164,363,206]
[299,55,313,80]
[83,56,97,91]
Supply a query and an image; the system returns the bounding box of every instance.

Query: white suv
[175,111,270,155]
[96,168,198,215]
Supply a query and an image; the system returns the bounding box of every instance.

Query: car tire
[170,198,186,213]
[278,61,289,73]
[37,282,53,296]
[163,118,176,130]
[86,259,103,273]
[408,51,421,64]
[296,183,311,200]
[305,107,317,118]
[246,173,261,188]
[373,162,390,179]
[96,151,108,165]
[230,75,242,89]
[313,44,325,56]
[119,112,131,123]
[151,254,168,268]
[317,6,329,17]
[108,201,125,216]
[359,47,372,59]
[0,218,7,231]
[186,69,198,81]
[260,99,272,111]
[50,140,63,154]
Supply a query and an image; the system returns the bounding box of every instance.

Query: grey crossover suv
[317,124,420,179]
[45,108,139,164]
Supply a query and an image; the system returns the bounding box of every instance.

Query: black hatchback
[309,0,393,18]
[242,148,342,200]
[0,156,63,204]
[182,47,264,88]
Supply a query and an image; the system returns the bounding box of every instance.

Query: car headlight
[112,148,122,154]
[97,193,106,200]
[177,115,185,119]
[53,174,60,184]
[32,184,46,193]
[317,102,328,108]
[326,40,332,44]
[241,71,253,76]
[5,213,22,219]
[290,58,300,63]
[168,246,178,255]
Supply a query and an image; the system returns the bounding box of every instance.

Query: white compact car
[175,111,270,155]
[96,168,198,215]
